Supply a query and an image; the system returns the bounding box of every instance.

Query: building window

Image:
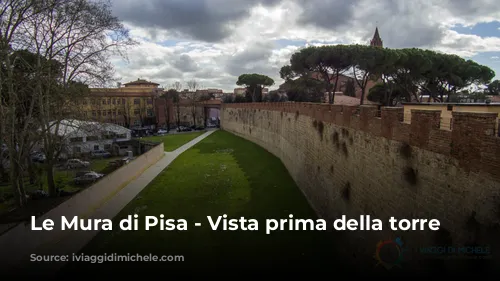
[122,98,126,104]
[113,111,117,116]
[102,111,106,116]
[107,110,112,115]
[107,99,111,104]
[94,145,99,151]
[86,136,98,141]
[112,98,116,104]
[147,98,152,104]
[117,99,121,105]
[147,109,153,117]
[69,137,83,143]
[102,99,106,105]
[102,133,115,140]
[134,98,140,105]
[117,110,122,115]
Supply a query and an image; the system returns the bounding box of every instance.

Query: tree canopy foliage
[0,0,134,206]
[280,45,495,105]
[236,73,274,102]
[488,80,500,95]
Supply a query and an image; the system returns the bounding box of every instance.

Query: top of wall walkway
[222,102,500,181]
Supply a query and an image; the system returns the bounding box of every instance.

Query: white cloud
[109,0,500,92]
[434,30,500,57]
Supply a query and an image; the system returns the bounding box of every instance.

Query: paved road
[2,129,217,274]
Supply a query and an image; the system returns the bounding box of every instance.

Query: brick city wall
[221,102,500,267]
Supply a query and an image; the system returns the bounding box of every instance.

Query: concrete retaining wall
[0,143,164,270]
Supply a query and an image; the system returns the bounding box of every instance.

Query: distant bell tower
[370,27,383,48]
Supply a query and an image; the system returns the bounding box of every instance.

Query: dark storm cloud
[112,0,283,42]
[292,0,445,48]
[440,0,500,21]
[173,54,198,72]
[291,0,499,48]
[295,0,360,29]
[225,41,276,76]
[363,1,446,48]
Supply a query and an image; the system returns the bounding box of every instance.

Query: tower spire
[370,26,383,48]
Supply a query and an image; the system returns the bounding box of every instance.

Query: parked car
[156,129,168,136]
[29,189,48,200]
[75,170,94,177]
[108,157,131,168]
[65,159,90,169]
[31,152,46,163]
[177,126,192,132]
[90,150,111,158]
[74,172,104,185]
[194,126,205,131]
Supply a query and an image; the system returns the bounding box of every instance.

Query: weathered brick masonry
[221,102,500,268]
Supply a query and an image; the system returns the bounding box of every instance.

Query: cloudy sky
[109,0,500,92]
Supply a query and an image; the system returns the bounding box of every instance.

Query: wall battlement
[223,102,500,181]
[221,102,500,268]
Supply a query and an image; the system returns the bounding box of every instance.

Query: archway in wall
[203,106,220,127]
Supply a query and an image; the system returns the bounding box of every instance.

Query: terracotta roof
[89,91,158,97]
[490,96,500,102]
[123,79,159,86]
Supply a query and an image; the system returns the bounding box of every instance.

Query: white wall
[65,131,131,156]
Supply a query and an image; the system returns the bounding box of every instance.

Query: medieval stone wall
[221,102,500,268]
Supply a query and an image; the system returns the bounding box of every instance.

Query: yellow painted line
[33,153,165,252]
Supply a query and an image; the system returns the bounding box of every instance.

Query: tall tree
[280,65,324,102]
[344,78,356,97]
[236,73,274,102]
[186,79,199,127]
[285,45,352,104]
[162,89,178,131]
[1,0,47,207]
[120,98,133,128]
[1,0,135,202]
[29,0,135,197]
[487,80,500,95]
[349,45,381,104]
[171,81,182,127]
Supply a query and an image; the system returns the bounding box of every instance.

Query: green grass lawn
[61,130,340,275]
[142,131,205,151]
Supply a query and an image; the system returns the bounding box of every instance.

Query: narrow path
[10,129,217,273]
